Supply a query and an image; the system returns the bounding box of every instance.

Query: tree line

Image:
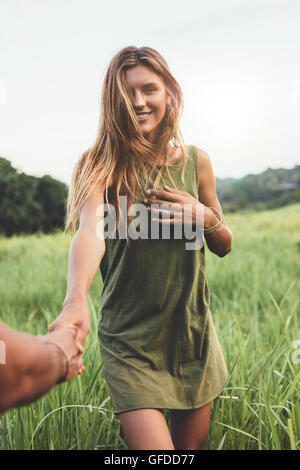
[0,157,67,237]
[0,156,299,237]
[216,165,300,212]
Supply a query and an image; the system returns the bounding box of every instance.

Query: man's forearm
[0,323,64,412]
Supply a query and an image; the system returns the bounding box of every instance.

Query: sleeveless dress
[98,144,230,415]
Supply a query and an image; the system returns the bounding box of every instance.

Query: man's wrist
[43,341,69,384]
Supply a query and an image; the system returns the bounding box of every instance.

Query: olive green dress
[98,144,230,415]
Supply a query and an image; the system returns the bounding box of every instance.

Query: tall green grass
[0,203,299,450]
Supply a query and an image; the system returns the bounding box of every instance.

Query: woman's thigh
[169,401,212,450]
[116,408,175,450]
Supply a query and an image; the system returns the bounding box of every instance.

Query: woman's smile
[137,111,153,122]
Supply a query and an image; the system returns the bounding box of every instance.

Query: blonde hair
[64,46,187,241]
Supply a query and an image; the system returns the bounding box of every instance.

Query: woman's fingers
[145,199,182,211]
[147,205,181,216]
[145,188,182,202]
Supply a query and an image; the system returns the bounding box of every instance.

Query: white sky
[0,0,299,185]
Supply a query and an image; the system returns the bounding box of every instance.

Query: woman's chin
[141,127,153,138]
[141,124,159,141]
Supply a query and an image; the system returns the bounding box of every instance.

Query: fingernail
[146,189,151,194]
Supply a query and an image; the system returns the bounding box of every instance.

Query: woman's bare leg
[116,408,175,450]
[169,401,212,450]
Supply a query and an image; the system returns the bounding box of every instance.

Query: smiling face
[125,64,171,142]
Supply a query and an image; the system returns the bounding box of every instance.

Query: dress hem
[113,373,231,417]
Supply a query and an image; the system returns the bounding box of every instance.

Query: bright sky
[0,0,299,185]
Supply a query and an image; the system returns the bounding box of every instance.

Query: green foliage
[0,157,68,237]
[217,165,300,213]
[0,204,299,449]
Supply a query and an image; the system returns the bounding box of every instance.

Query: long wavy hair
[64,46,187,242]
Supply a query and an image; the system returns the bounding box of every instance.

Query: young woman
[49,46,232,450]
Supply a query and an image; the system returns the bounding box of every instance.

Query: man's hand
[36,328,85,381]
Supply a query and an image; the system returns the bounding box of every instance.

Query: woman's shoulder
[186,145,214,186]
[171,144,205,166]
[189,145,212,171]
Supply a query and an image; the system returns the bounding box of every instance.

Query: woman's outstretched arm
[197,147,233,258]
[49,185,107,347]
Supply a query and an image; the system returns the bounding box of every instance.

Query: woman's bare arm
[197,147,233,257]
[49,185,107,347]
[63,187,106,307]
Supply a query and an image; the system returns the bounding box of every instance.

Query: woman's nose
[134,91,145,107]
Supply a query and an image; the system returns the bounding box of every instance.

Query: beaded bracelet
[45,340,69,384]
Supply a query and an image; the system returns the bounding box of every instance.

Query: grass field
[0,203,299,450]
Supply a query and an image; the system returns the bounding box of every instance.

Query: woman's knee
[169,402,212,450]
[116,408,175,450]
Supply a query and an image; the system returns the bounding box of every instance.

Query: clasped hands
[40,301,91,382]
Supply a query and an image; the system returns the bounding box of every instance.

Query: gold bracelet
[204,217,223,233]
[206,222,224,234]
[44,340,69,384]
[208,206,225,223]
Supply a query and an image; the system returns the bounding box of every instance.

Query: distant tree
[0,157,68,237]
[36,175,68,233]
[0,157,16,176]
[216,165,300,212]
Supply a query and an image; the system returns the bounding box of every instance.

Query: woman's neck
[156,144,179,166]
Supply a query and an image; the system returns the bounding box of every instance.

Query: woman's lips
[137,112,152,122]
